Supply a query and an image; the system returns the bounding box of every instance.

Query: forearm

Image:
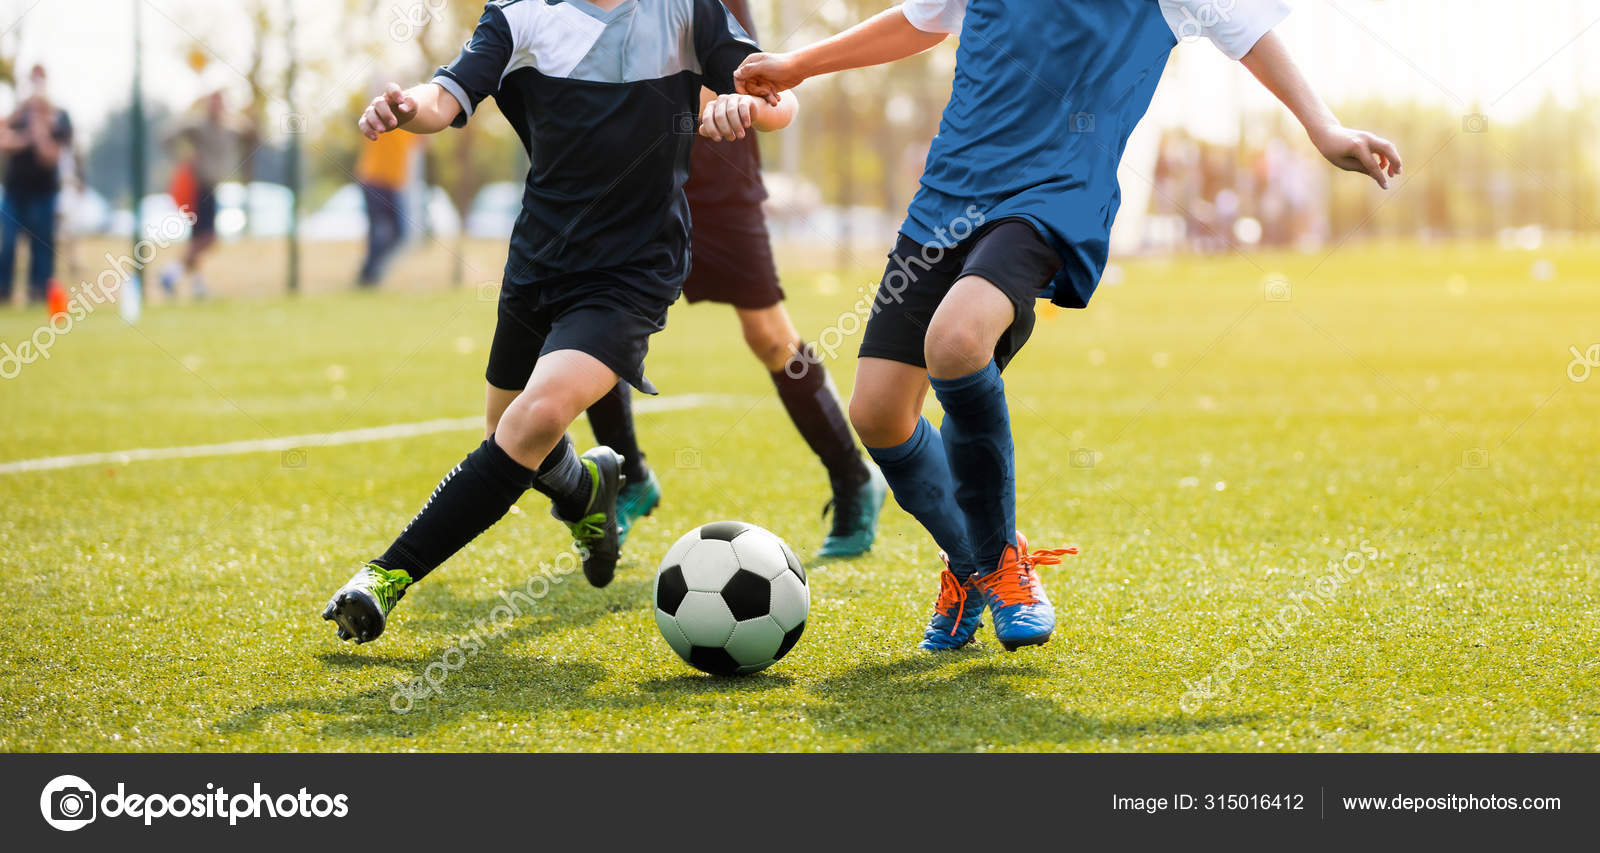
[791,7,947,78]
[1239,31,1338,142]
[1240,30,1402,188]
[400,82,461,134]
[750,91,797,132]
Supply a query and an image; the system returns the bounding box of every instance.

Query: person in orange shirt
[354,129,420,287]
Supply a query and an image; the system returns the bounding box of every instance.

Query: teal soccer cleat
[615,467,662,546]
[817,466,887,559]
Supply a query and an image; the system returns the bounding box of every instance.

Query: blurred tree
[0,11,20,94]
[239,0,275,195]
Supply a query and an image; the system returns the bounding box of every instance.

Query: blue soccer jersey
[433,0,759,290]
[900,0,1290,307]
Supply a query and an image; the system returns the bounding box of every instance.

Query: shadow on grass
[801,653,1261,751]
[214,577,653,742]
[221,575,1256,750]
[638,673,796,694]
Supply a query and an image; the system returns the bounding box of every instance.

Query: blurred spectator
[0,65,72,305]
[160,90,247,300]
[1146,128,1328,253]
[354,130,422,287]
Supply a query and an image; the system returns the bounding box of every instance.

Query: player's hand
[734,52,805,106]
[699,93,759,141]
[1311,126,1402,189]
[358,83,417,140]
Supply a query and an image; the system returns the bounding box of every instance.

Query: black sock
[531,434,593,520]
[586,382,647,483]
[374,437,536,582]
[773,342,870,492]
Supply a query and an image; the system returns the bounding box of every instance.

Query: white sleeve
[1159,0,1291,60]
[901,0,966,36]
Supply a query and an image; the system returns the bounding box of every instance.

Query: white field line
[0,393,757,476]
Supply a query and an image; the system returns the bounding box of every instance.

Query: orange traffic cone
[46,278,69,320]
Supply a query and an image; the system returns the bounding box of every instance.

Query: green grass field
[1,239,1595,752]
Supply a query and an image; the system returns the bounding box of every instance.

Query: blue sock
[930,361,1015,574]
[865,417,979,576]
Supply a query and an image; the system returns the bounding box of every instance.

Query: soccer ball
[653,521,808,675]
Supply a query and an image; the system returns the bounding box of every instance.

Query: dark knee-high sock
[586,382,647,482]
[530,434,592,521]
[775,343,870,491]
[930,361,1015,573]
[374,436,538,581]
[864,417,978,576]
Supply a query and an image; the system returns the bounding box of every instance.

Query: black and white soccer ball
[653,521,808,675]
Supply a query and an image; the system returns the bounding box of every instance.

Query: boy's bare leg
[849,356,986,649]
[849,355,979,577]
[485,384,518,438]
[494,349,617,469]
[848,357,929,450]
[738,304,880,556]
[924,276,1012,380]
[734,303,801,371]
[324,351,630,642]
[923,274,1021,572]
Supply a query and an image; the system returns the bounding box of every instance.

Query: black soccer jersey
[433,0,759,290]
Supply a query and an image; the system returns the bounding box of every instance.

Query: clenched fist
[358,83,417,140]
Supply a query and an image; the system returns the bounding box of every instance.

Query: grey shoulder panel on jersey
[566,0,700,84]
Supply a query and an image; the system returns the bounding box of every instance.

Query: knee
[923,318,993,378]
[497,394,576,454]
[849,391,917,449]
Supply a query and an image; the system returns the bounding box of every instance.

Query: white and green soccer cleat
[322,563,413,644]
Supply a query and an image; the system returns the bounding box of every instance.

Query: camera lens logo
[40,775,97,831]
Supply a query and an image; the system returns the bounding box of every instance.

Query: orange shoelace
[974,546,1079,607]
[1026,547,1078,566]
[933,569,970,635]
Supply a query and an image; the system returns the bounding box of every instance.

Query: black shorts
[680,203,784,309]
[485,269,676,395]
[192,187,218,238]
[859,219,1063,372]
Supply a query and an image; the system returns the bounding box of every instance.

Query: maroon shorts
[681,203,784,310]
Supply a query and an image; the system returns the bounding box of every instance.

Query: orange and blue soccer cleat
[972,533,1077,651]
[917,552,986,651]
